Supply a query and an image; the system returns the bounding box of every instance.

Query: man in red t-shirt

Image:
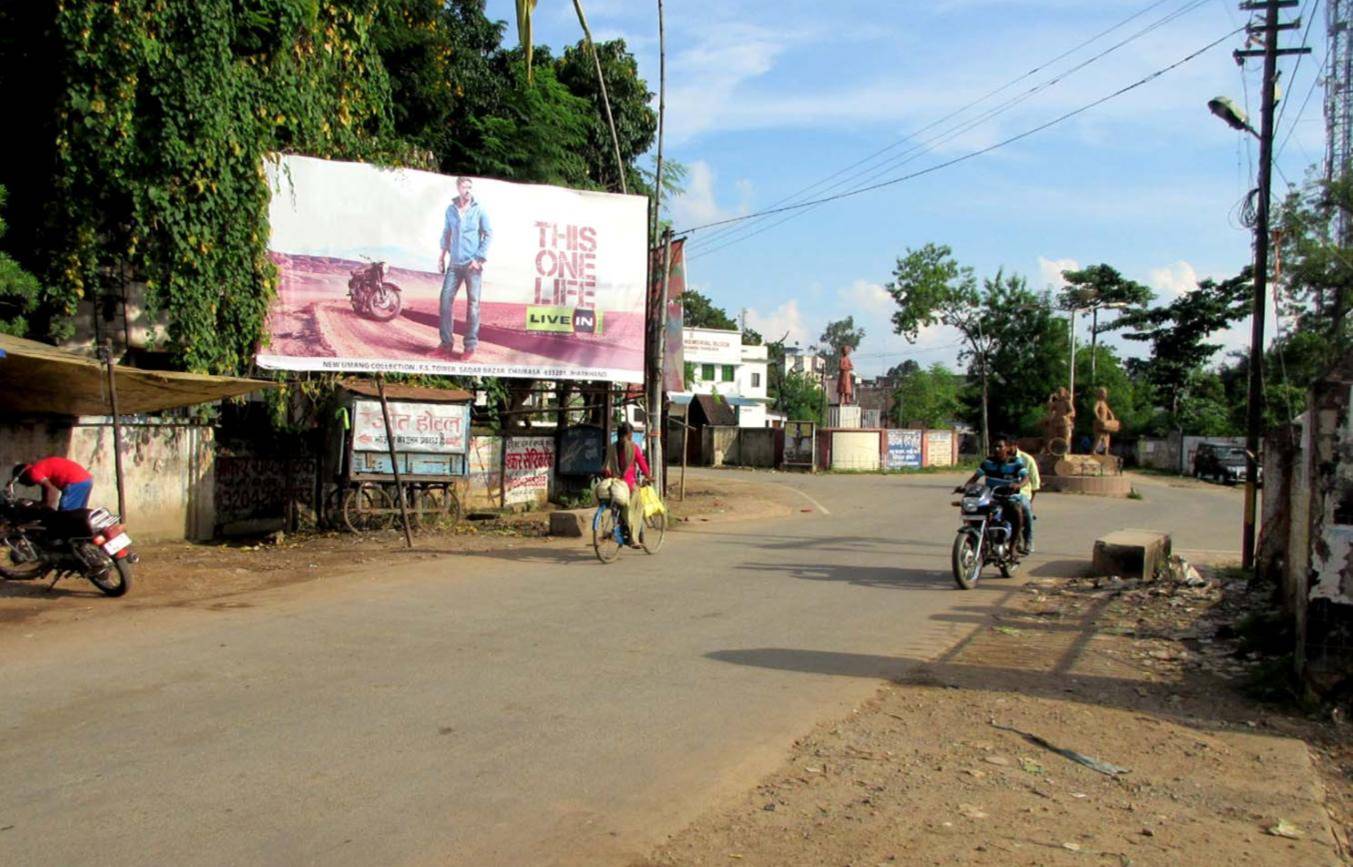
[11,457,94,510]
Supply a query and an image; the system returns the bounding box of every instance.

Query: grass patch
[1127,488,1143,500]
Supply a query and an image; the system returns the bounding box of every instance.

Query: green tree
[776,369,825,424]
[819,316,865,359]
[891,362,961,428]
[0,0,413,371]
[681,288,738,331]
[1119,270,1251,430]
[977,273,1068,437]
[555,39,657,193]
[0,185,41,337]
[1274,171,1353,362]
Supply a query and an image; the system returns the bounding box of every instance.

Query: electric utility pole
[1235,0,1310,569]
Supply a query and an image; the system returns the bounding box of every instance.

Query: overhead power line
[677,25,1246,242]
[684,0,1195,252]
[684,0,1216,256]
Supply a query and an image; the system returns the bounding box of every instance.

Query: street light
[1208,96,1259,138]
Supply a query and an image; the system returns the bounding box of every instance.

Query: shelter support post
[376,374,414,549]
[98,341,128,521]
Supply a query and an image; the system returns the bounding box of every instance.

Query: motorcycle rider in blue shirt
[956,435,1031,554]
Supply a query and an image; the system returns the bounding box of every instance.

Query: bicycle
[592,479,666,564]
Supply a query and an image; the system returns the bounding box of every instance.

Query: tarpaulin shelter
[0,333,276,416]
[0,333,279,519]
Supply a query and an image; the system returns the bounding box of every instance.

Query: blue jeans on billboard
[59,479,93,511]
[439,263,482,352]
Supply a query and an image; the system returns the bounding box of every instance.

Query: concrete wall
[1136,434,1247,473]
[0,417,214,541]
[701,425,740,466]
[730,428,777,468]
[1260,353,1353,697]
[830,430,882,471]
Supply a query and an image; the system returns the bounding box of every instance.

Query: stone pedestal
[1037,451,1132,497]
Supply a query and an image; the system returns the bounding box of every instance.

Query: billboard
[886,429,923,469]
[258,155,649,382]
[784,421,816,467]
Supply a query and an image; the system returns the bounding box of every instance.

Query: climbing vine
[43,0,415,374]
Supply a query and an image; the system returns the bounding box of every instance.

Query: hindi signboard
[504,436,554,506]
[352,400,469,454]
[886,429,923,470]
[259,155,648,382]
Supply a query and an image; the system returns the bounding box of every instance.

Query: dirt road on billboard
[260,254,645,379]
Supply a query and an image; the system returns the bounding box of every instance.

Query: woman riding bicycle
[599,422,650,549]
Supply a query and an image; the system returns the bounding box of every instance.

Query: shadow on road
[736,560,957,591]
[703,589,1266,737]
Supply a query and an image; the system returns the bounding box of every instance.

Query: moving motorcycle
[347,259,402,322]
[0,482,135,597]
[950,482,1022,590]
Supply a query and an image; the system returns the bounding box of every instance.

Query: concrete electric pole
[1233,0,1310,569]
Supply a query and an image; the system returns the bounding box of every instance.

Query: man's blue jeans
[1016,496,1034,545]
[59,479,93,511]
[439,263,482,351]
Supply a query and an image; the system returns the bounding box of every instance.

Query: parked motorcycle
[950,482,1022,590]
[347,260,402,321]
[0,482,135,597]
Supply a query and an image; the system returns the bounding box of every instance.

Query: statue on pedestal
[1092,387,1120,454]
[1041,387,1075,454]
[836,344,855,406]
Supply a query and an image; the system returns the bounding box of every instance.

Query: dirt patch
[639,569,1350,866]
[0,474,792,629]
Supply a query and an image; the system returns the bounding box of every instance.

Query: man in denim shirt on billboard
[436,177,492,360]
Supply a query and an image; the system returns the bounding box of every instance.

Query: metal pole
[652,0,667,242]
[376,374,414,549]
[652,227,674,495]
[1068,308,1077,402]
[1242,0,1283,569]
[680,420,688,500]
[1089,306,1099,387]
[571,0,627,194]
[99,340,127,521]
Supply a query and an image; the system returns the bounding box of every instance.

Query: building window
[701,363,715,381]
[752,372,761,388]
[721,365,735,382]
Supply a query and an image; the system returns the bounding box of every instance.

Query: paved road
[0,470,1242,865]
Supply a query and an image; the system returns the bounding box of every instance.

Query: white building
[784,346,827,387]
[676,327,773,428]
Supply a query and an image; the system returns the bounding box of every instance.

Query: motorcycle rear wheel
[951,531,982,590]
[83,545,131,597]
[368,283,402,321]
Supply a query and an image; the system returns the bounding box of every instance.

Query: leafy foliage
[777,370,825,424]
[0,186,41,337]
[1119,270,1251,427]
[681,287,739,331]
[891,363,961,428]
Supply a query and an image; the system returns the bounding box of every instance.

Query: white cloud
[1037,256,1080,290]
[745,299,810,346]
[1148,261,1202,299]
[667,161,750,230]
[839,279,894,317]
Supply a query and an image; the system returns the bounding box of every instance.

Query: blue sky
[485,0,1329,376]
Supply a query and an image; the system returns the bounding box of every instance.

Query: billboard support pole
[376,374,414,549]
[650,226,674,496]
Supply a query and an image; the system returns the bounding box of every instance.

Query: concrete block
[549,509,593,537]
[1092,529,1172,580]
